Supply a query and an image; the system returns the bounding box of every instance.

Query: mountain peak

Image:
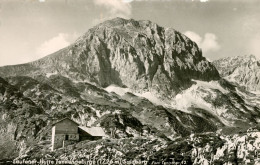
[0,18,219,98]
[100,17,129,27]
[99,17,153,28]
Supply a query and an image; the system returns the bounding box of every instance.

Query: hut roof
[52,117,79,126]
[78,126,106,137]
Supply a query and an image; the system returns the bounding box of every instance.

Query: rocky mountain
[0,18,260,164]
[0,17,219,99]
[213,55,260,91]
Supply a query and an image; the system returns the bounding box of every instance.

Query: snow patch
[172,80,231,125]
[105,85,166,106]
[172,84,212,113]
[135,92,166,106]
[251,90,260,95]
[192,80,229,94]
[105,85,130,96]
[46,71,58,78]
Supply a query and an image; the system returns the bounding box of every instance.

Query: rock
[0,18,220,99]
[213,55,260,91]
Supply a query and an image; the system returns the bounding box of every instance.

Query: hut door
[65,135,69,140]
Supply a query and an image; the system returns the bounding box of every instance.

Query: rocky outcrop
[213,55,260,91]
[17,127,260,165]
[190,128,260,165]
[0,77,47,160]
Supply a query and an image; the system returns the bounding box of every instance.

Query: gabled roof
[52,117,79,126]
[78,126,106,137]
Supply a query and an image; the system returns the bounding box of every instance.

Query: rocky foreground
[13,127,260,165]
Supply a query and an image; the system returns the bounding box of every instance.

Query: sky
[0,0,260,66]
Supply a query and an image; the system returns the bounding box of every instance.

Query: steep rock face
[0,18,219,98]
[213,55,260,91]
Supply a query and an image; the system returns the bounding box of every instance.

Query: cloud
[184,31,202,45]
[184,31,220,53]
[94,0,132,18]
[36,33,78,58]
[93,0,209,23]
[202,33,220,52]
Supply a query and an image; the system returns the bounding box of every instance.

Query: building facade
[51,118,106,151]
[51,118,80,151]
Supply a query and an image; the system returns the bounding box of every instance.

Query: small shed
[51,118,79,151]
[51,117,106,151]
